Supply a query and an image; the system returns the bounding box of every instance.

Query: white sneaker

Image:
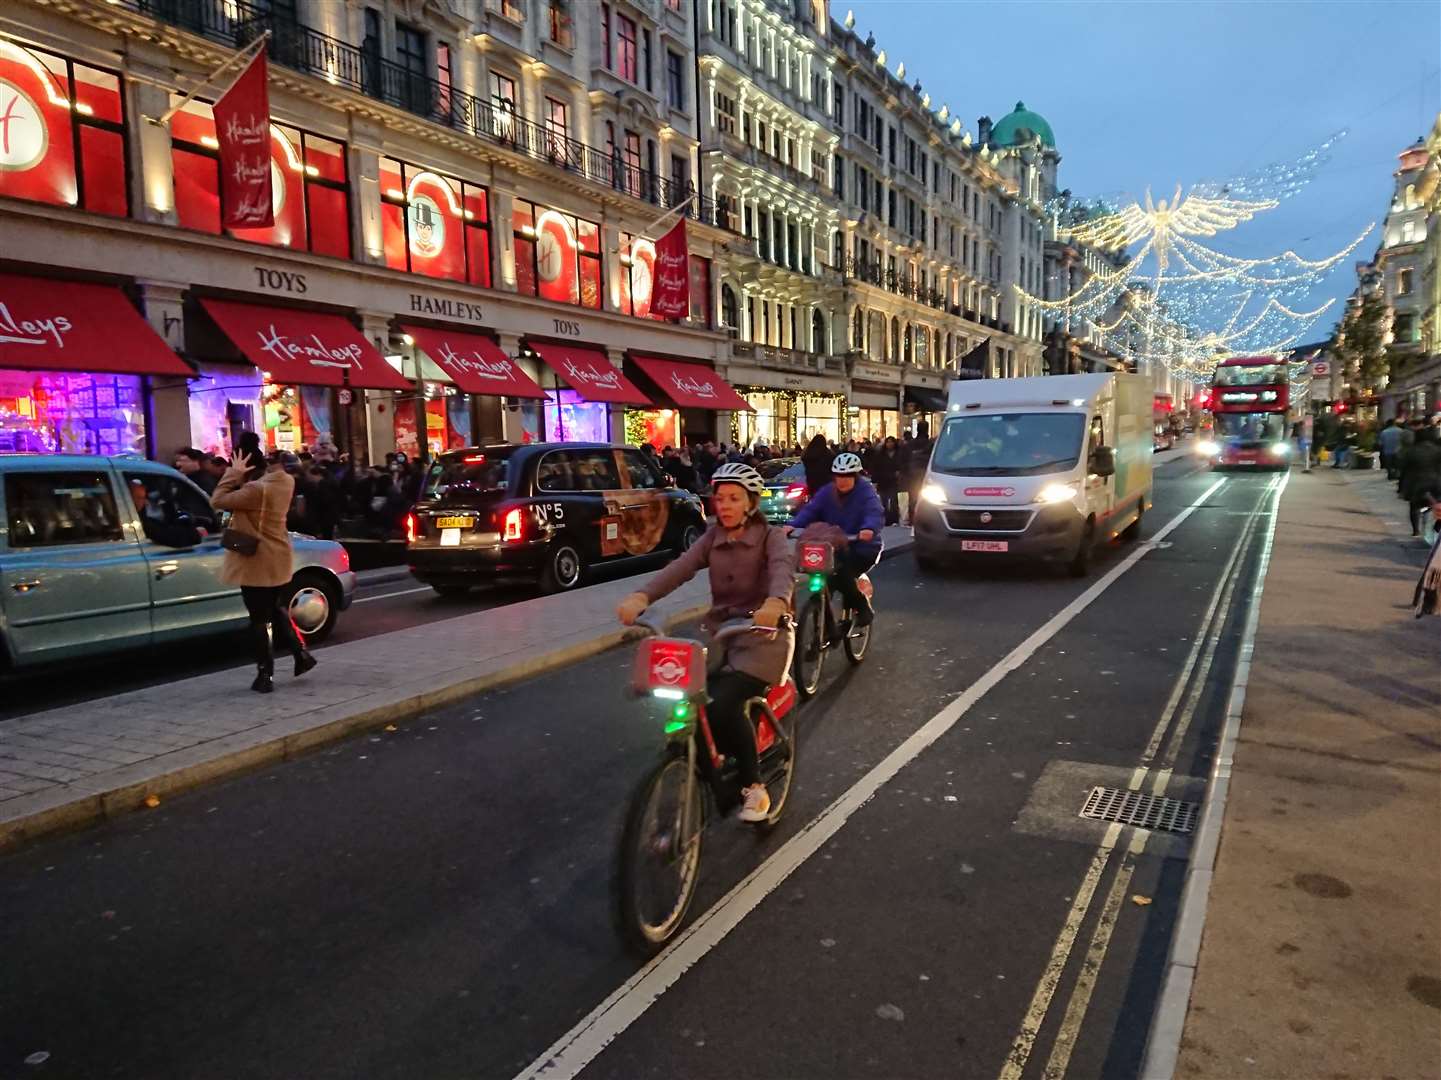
[737,784,771,823]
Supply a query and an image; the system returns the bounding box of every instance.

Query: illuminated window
[379,158,491,286]
[0,41,126,216]
[171,104,350,258]
[514,199,601,309]
[617,15,637,81]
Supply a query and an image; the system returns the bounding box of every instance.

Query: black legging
[707,670,769,787]
[241,585,304,674]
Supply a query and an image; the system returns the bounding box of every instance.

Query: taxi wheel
[284,573,340,645]
[680,523,702,551]
[540,540,586,594]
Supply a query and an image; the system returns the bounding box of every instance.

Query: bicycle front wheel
[616,752,705,955]
[792,592,826,698]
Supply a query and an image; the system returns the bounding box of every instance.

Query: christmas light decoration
[1021,132,1370,385]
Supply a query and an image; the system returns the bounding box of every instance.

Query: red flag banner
[650,219,690,321]
[215,46,273,230]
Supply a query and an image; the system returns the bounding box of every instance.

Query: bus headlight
[1036,482,1078,505]
[920,483,946,505]
[1269,442,1291,457]
[1196,439,1220,456]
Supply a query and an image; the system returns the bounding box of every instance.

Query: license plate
[961,539,1008,553]
[436,516,473,529]
[440,528,461,547]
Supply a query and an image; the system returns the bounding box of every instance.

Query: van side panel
[1113,375,1154,511]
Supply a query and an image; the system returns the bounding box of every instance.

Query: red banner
[215,46,273,230]
[650,219,690,321]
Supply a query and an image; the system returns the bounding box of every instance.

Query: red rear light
[463,454,486,464]
[403,512,418,544]
[337,544,351,572]
[502,506,524,542]
[785,483,806,500]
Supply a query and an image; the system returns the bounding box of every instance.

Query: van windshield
[932,413,1086,476]
[424,453,511,499]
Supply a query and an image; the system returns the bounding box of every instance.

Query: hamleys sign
[669,369,719,400]
[0,80,47,172]
[256,324,366,370]
[563,356,622,390]
[0,301,72,350]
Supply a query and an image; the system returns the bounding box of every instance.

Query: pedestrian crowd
[170,442,429,542]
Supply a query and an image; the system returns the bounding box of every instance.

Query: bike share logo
[800,543,827,569]
[0,80,47,172]
[648,641,694,688]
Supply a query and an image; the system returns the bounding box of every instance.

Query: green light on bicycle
[808,573,825,592]
[663,704,689,735]
[672,702,689,720]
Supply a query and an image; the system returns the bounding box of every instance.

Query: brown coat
[640,516,795,685]
[211,467,296,588]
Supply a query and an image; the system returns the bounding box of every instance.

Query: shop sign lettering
[563,356,621,390]
[0,80,47,171]
[435,341,519,383]
[409,294,483,321]
[669,370,720,401]
[256,323,365,370]
[254,267,307,293]
[552,319,583,337]
[0,301,72,348]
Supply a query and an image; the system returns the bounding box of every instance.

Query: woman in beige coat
[212,447,317,693]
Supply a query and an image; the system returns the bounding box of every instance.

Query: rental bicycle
[791,537,875,698]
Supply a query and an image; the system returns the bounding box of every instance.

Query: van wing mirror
[1091,446,1117,477]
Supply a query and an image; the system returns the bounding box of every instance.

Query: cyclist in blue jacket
[785,452,884,625]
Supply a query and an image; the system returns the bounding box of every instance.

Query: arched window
[720,284,739,330]
[812,309,827,354]
[852,306,865,350]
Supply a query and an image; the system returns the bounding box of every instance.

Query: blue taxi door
[0,466,152,665]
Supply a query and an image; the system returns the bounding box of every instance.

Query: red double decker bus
[1204,355,1291,469]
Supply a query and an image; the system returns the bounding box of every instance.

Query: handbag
[220,526,260,556]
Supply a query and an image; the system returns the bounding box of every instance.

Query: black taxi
[405,443,707,594]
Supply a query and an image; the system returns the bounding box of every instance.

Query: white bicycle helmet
[831,452,864,475]
[710,462,766,494]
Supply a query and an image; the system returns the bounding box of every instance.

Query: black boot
[251,668,274,693]
[294,650,317,678]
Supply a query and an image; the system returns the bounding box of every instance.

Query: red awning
[200,299,411,390]
[399,325,545,399]
[528,341,651,406]
[631,354,754,411]
[0,273,192,376]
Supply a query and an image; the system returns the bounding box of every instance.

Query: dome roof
[990,101,1055,149]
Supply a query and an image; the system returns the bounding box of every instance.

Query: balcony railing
[841,256,947,310]
[128,0,731,228]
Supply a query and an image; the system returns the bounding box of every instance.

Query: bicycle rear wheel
[616,752,704,955]
[792,592,825,698]
[752,701,797,830]
[843,610,871,664]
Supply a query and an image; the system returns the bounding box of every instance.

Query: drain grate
[1079,786,1198,835]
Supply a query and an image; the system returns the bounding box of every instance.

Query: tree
[1336,294,1389,391]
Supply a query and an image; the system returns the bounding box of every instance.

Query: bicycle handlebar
[629,612,787,640]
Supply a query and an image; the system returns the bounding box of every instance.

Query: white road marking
[353,585,432,604]
[1005,475,1279,1080]
[510,477,1227,1080]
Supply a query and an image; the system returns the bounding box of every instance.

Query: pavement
[1159,466,1441,1079]
[0,523,916,851]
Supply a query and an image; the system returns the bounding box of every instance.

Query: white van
[913,373,1153,576]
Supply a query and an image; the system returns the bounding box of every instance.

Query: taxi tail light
[501,506,524,542]
[784,483,806,500]
[403,512,418,544]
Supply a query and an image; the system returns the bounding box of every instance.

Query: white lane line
[1040,829,1147,1080]
[353,585,432,604]
[510,477,1227,1080]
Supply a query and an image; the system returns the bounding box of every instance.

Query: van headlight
[1036,482,1078,505]
[920,483,947,505]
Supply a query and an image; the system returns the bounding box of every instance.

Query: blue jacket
[788,478,886,537]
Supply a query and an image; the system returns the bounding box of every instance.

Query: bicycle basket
[632,637,708,699]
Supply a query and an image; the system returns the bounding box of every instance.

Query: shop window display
[260,383,334,453]
[0,41,126,217]
[380,159,492,286]
[515,200,601,309]
[186,364,264,457]
[171,103,350,257]
[543,388,609,442]
[0,369,144,455]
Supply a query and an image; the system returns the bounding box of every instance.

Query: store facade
[725,363,849,450]
[903,370,950,437]
[848,360,904,443]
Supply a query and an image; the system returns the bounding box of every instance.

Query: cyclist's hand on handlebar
[617,592,649,626]
[858,529,875,542]
[754,597,789,629]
